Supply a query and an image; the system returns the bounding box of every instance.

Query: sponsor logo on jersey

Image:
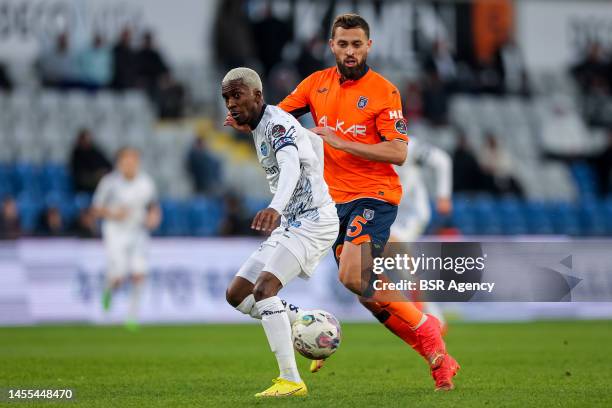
[394,118,408,135]
[317,87,328,93]
[357,96,368,109]
[264,165,278,175]
[363,208,375,221]
[318,116,366,137]
[289,220,302,228]
[271,124,286,139]
[260,141,269,156]
[389,110,403,119]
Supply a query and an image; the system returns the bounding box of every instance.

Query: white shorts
[236,204,339,286]
[103,230,149,279]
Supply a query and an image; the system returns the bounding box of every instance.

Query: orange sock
[373,309,419,348]
[379,301,425,329]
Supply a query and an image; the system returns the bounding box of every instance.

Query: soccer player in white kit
[92,147,161,330]
[392,137,452,328]
[392,137,453,243]
[222,67,339,398]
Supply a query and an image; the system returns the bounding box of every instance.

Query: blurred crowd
[0,126,260,240]
[570,41,612,128]
[2,1,612,239]
[9,27,186,118]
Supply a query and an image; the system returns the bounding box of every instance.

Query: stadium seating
[0,71,609,237]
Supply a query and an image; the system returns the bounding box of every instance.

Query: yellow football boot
[309,359,325,373]
[254,377,308,397]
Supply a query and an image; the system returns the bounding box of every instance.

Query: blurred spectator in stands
[37,207,66,236]
[422,39,458,125]
[220,192,254,236]
[266,63,300,105]
[37,32,80,89]
[213,0,257,71]
[70,129,112,194]
[476,56,504,95]
[493,34,530,96]
[295,36,326,79]
[592,129,612,197]
[187,137,222,194]
[422,71,449,126]
[111,27,139,90]
[79,33,112,90]
[452,132,488,193]
[72,207,98,238]
[136,31,169,93]
[403,81,424,123]
[252,3,292,80]
[135,31,185,118]
[424,39,458,88]
[0,62,13,91]
[571,42,609,95]
[480,133,523,197]
[0,196,20,239]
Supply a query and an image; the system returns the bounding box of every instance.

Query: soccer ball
[292,310,341,360]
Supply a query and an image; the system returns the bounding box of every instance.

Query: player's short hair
[222,67,263,92]
[331,13,370,39]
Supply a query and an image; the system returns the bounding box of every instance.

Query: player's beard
[337,56,368,81]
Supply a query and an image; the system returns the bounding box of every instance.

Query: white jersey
[392,138,452,241]
[252,104,334,225]
[397,138,452,208]
[93,171,157,236]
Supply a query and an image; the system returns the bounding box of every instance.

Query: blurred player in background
[371,138,453,343]
[92,147,161,330]
[277,13,459,390]
[222,67,338,397]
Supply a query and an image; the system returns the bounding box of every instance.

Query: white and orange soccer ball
[292,310,341,360]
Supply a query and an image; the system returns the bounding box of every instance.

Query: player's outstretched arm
[311,127,407,165]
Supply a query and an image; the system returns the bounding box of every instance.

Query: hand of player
[224,112,250,133]
[145,206,162,230]
[311,127,347,150]
[251,208,280,233]
[436,197,453,215]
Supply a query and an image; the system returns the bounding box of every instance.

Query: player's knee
[225,287,244,308]
[338,270,363,295]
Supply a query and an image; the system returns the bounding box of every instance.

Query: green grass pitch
[1,321,611,407]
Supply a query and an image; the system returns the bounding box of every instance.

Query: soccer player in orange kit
[227,13,459,391]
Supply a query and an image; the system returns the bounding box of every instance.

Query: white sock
[280,299,301,324]
[236,294,301,324]
[256,296,301,383]
[128,280,143,321]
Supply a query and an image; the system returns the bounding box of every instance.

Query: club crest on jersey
[260,141,268,156]
[363,208,375,221]
[270,124,286,139]
[394,118,408,135]
[357,96,368,109]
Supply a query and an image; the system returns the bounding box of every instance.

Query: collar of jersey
[335,64,370,86]
[250,103,267,130]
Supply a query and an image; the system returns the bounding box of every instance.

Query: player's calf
[253,272,283,301]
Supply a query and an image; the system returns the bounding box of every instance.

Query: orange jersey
[278,66,409,206]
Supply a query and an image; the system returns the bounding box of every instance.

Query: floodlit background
[0,0,611,325]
